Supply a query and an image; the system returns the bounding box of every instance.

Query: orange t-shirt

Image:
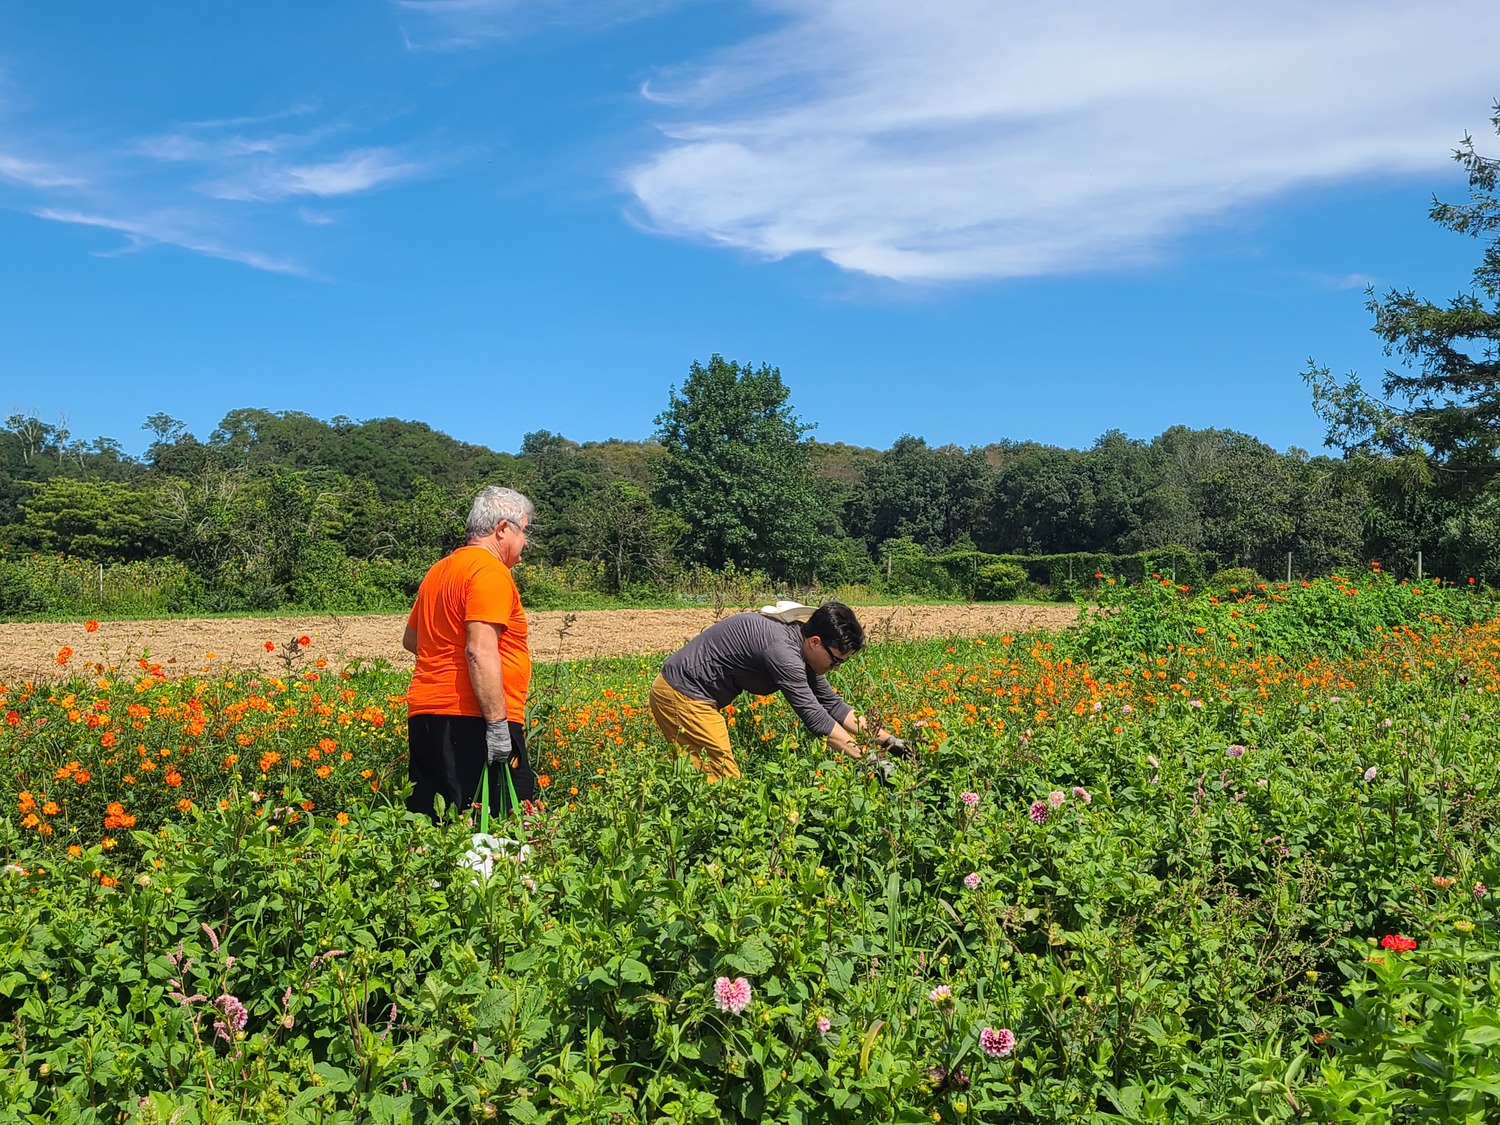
[405,545,530,720]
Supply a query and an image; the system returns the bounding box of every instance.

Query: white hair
[466,486,534,540]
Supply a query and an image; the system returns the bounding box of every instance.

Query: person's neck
[467,537,504,561]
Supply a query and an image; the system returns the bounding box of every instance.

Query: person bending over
[649,600,902,782]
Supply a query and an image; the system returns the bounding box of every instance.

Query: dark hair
[800,601,864,655]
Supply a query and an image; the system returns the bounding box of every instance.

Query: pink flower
[1121,704,1133,715]
[212,994,248,1041]
[1147,754,1159,769]
[960,791,980,808]
[1028,800,1050,825]
[714,976,752,1015]
[979,1027,1016,1058]
[1363,766,1378,782]
[1072,786,1091,804]
[1476,883,1489,898]
[1226,745,1246,758]
[1047,789,1066,809]
[1189,699,1203,709]
[817,1016,832,1035]
[928,984,953,1005]
[964,872,981,890]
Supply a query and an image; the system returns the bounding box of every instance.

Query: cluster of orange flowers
[6,584,1496,868]
[0,627,411,857]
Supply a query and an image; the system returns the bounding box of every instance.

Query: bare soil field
[0,603,1079,683]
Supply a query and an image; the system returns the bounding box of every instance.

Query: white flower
[461,833,533,885]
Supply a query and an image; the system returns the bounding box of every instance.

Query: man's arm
[465,620,507,722]
[402,624,419,655]
[839,709,905,753]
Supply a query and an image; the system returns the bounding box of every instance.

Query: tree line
[0,378,1466,617]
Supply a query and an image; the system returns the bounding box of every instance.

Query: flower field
[6,573,1500,1122]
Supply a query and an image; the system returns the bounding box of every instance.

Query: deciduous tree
[653,356,826,582]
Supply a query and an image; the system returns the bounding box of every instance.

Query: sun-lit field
[5,572,1500,1122]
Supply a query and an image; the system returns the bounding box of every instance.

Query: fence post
[98,562,104,604]
[1418,551,1423,580]
[1286,552,1292,583]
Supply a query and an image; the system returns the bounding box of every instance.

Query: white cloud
[394,0,690,48]
[2,103,425,274]
[0,152,85,189]
[34,207,306,274]
[626,0,1500,281]
[202,148,425,201]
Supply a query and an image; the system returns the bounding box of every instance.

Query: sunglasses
[825,644,853,668]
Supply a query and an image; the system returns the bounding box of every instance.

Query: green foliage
[4,575,1500,1117]
[1208,566,1264,594]
[974,561,1029,601]
[1307,102,1500,569]
[654,356,829,583]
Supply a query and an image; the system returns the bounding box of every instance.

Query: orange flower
[264,641,276,652]
[335,812,350,826]
[41,801,59,816]
[84,620,99,633]
[538,774,552,788]
[176,798,193,812]
[101,836,116,850]
[56,646,73,666]
[165,770,183,788]
[74,768,91,783]
[298,635,311,647]
[66,845,82,857]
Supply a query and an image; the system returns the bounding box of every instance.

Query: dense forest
[0,377,1473,617]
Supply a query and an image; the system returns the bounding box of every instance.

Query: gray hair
[466,486,534,540]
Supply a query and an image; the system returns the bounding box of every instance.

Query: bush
[974,561,1029,601]
[1209,565,1264,594]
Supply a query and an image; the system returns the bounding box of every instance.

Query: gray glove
[879,735,908,756]
[485,719,514,765]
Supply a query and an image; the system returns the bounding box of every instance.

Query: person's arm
[838,709,904,752]
[465,620,507,722]
[466,619,514,764]
[402,624,418,655]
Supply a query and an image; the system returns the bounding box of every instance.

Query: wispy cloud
[201,148,425,202]
[0,151,86,189]
[1,99,428,274]
[395,0,690,48]
[34,207,306,274]
[626,0,1500,282]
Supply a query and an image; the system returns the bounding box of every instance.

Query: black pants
[407,715,536,821]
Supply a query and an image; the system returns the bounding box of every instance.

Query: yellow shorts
[648,673,741,782]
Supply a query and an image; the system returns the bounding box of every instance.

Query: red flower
[298,635,311,647]
[264,641,276,652]
[1380,934,1418,952]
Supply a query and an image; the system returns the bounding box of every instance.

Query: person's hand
[879,734,908,756]
[485,719,513,765]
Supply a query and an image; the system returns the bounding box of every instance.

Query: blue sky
[1,0,1497,459]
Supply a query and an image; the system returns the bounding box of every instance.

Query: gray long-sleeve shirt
[661,612,853,737]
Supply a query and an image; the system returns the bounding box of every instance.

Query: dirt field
[0,603,1080,682]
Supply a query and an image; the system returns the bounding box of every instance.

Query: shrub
[1210,565,1264,593]
[974,561,1029,601]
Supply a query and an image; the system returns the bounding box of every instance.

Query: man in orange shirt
[403,486,535,819]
